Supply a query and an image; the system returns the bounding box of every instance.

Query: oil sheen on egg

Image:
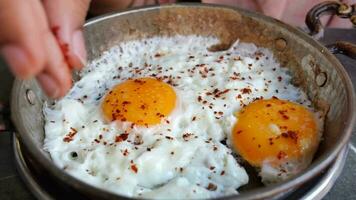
[43,35,321,199]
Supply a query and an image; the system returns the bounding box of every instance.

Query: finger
[37,73,60,98]
[0,0,48,79]
[43,0,90,70]
[39,32,73,98]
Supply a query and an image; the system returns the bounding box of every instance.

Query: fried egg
[232,98,322,184]
[43,35,322,199]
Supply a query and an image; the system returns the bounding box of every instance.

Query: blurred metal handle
[305,1,356,59]
[306,1,356,36]
[326,41,356,59]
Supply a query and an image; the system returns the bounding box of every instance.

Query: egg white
[43,35,314,199]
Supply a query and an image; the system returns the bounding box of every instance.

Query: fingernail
[72,30,87,67]
[0,45,30,79]
[37,73,60,98]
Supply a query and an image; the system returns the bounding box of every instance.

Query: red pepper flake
[278,110,289,120]
[277,151,287,160]
[59,43,70,62]
[154,53,162,57]
[236,130,243,134]
[51,26,60,37]
[204,67,209,74]
[241,88,252,94]
[220,170,225,176]
[165,136,174,140]
[115,133,129,142]
[51,26,71,64]
[281,130,298,143]
[133,79,145,84]
[206,183,217,191]
[130,123,136,129]
[281,132,288,138]
[209,166,215,170]
[266,104,272,107]
[183,133,194,141]
[63,127,78,142]
[123,149,129,156]
[122,101,131,105]
[197,96,202,102]
[269,138,274,145]
[192,116,196,121]
[287,130,298,141]
[236,94,242,99]
[130,164,138,173]
[215,89,230,98]
[278,76,282,82]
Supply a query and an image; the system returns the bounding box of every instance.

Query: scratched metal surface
[0,28,355,200]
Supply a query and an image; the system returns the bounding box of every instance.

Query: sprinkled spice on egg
[44,36,322,199]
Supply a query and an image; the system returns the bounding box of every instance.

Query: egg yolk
[232,98,318,167]
[102,77,176,125]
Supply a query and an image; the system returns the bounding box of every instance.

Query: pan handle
[306,1,356,59]
[306,1,356,37]
[326,41,356,59]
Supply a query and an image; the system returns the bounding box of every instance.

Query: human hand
[0,0,90,98]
